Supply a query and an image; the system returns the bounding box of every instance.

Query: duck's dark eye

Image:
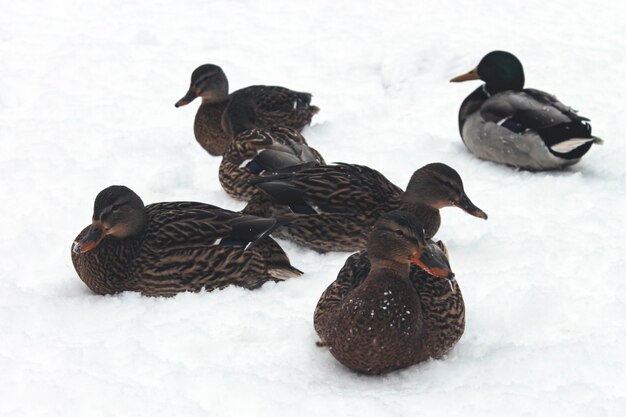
[111,204,121,213]
[394,230,404,237]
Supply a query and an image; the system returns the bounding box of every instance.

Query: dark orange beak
[410,243,454,279]
[450,67,480,82]
[175,88,197,107]
[72,223,106,254]
[455,194,488,220]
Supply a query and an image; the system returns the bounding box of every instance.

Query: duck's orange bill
[410,245,454,279]
[450,67,480,83]
[175,89,197,108]
[72,223,106,254]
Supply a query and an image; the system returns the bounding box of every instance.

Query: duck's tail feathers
[268,266,303,280]
[257,236,303,280]
[592,136,604,145]
[294,92,312,107]
[549,137,597,154]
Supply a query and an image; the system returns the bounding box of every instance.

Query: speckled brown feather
[243,164,442,252]
[220,126,325,201]
[71,202,301,296]
[194,101,231,155]
[314,242,464,374]
[194,86,319,156]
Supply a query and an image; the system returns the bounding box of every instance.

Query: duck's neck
[400,200,441,239]
[366,259,411,284]
[483,74,524,95]
[201,93,230,106]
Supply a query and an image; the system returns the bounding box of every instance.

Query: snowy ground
[1,0,625,416]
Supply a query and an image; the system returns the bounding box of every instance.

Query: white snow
[1,1,625,416]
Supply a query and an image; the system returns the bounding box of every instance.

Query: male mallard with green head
[451,51,602,171]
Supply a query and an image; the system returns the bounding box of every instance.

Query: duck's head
[450,51,525,94]
[221,96,258,138]
[72,186,146,254]
[368,211,453,279]
[404,163,488,220]
[175,64,229,107]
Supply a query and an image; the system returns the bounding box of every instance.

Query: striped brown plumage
[243,164,432,252]
[194,86,319,156]
[220,126,325,201]
[244,163,487,253]
[71,201,301,297]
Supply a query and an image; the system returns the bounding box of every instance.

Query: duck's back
[243,164,403,253]
[233,85,319,131]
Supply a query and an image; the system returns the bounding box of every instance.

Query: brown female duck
[71,186,301,296]
[243,162,487,253]
[175,64,319,156]
[219,96,325,201]
[314,210,461,374]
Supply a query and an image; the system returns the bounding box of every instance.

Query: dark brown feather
[71,202,301,296]
[219,126,325,201]
[194,86,319,156]
[243,164,442,253]
[314,242,464,374]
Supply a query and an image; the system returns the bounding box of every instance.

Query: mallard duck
[219,96,325,201]
[243,162,487,253]
[175,64,320,156]
[71,186,301,296]
[451,51,603,170]
[314,210,461,374]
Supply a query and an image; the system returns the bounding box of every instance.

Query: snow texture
[1,1,625,416]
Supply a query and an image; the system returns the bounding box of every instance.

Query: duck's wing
[481,89,600,155]
[235,86,314,112]
[144,202,278,250]
[480,89,589,130]
[250,148,317,174]
[254,140,321,171]
[314,251,371,338]
[523,89,590,122]
[249,164,402,215]
[228,127,324,173]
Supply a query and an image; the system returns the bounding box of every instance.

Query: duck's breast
[194,102,231,156]
[322,274,426,374]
